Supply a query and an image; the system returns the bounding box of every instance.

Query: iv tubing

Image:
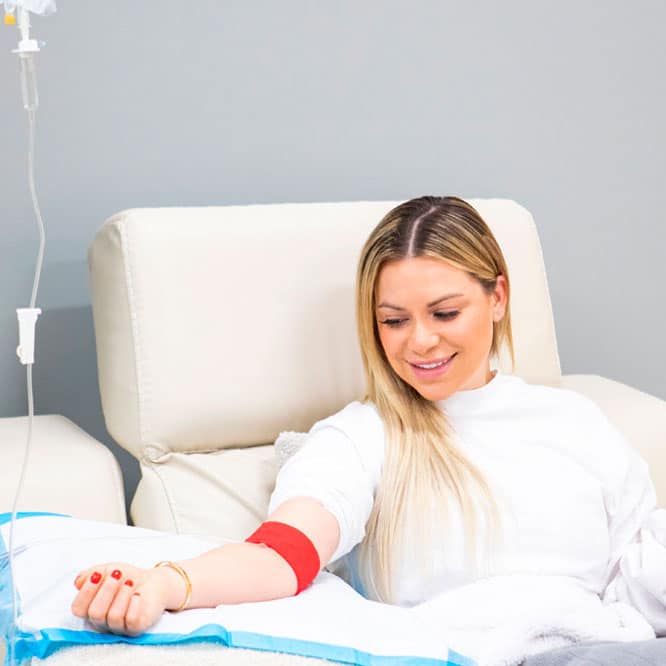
[6,49,46,666]
[22,57,44,308]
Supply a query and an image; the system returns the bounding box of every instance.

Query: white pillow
[0,513,469,666]
[274,431,308,467]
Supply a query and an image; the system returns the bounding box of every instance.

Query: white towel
[0,514,471,666]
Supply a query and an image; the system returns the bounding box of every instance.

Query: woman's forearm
[159,542,298,610]
[156,498,340,611]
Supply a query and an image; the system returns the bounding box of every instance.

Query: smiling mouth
[409,353,457,369]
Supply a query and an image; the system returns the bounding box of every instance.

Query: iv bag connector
[16,307,41,365]
[10,7,39,53]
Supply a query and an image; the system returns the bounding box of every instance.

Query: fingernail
[124,579,134,587]
[111,569,122,580]
[74,574,82,587]
[90,572,102,584]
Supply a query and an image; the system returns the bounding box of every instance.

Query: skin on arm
[71,497,341,635]
[177,496,340,606]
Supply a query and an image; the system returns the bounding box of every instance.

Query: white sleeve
[599,414,666,635]
[267,405,382,565]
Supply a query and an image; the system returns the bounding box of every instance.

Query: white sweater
[268,371,666,639]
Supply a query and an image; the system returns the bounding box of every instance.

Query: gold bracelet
[154,560,192,612]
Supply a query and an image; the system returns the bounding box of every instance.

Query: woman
[71,196,665,657]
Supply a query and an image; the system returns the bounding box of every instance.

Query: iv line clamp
[16,307,41,364]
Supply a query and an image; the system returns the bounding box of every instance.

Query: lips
[409,353,456,368]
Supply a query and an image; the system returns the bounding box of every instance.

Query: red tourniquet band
[245,521,321,594]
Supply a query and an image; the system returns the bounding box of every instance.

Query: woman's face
[375,256,507,402]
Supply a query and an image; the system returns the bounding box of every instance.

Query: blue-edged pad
[0,514,475,666]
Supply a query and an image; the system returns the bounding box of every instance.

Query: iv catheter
[2,2,57,665]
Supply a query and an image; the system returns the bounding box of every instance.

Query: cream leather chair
[88,199,666,547]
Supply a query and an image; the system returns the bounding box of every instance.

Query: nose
[409,319,439,354]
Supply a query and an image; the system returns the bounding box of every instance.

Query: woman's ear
[492,275,508,321]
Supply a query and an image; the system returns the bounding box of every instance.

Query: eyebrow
[377,293,464,310]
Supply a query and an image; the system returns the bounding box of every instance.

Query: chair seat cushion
[130,444,279,541]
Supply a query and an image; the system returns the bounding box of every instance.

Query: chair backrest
[88,199,561,462]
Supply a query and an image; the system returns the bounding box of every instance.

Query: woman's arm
[71,496,340,635]
[165,496,340,607]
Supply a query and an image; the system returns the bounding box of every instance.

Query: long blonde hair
[355,196,515,603]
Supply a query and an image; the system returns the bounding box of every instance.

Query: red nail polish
[124,579,134,587]
[90,572,102,584]
[111,569,122,580]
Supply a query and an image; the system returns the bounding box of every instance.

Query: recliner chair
[87,198,666,546]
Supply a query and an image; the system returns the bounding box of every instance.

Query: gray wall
[1,1,664,518]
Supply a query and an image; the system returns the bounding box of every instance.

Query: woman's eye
[380,311,459,328]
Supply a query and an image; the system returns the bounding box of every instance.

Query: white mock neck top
[268,371,665,637]
[436,368,504,412]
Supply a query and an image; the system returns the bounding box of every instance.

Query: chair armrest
[0,415,127,523]
[558,374,666,507]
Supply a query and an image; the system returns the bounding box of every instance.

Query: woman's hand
[71,563,178,636]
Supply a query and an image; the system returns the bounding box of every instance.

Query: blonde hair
[355,196,515,603]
